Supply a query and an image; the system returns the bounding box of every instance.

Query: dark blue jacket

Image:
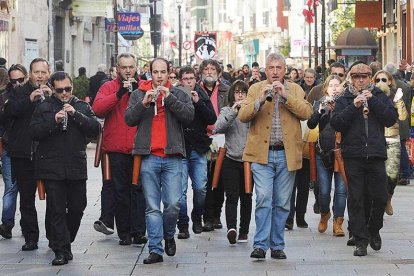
[3,82,40,159]
[181,84,217,155]
[330,86,398,159]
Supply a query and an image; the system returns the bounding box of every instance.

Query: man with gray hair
[88,64,109,105]
[384,63,412,185]
[239,53,312,260]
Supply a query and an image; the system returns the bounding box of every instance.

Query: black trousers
[221,158,252,234]
[45,179,86,254]
[289,159,310,219]
[11,158,39,243]
[344,158,388,246]
[204,160,224,223]
[99,153,146,239]
[130,184,146,236]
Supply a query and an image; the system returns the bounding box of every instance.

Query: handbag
[320,150,334,170]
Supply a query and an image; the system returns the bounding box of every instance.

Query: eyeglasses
[375,78,388,83]
[54,86,73,94]
[169,75,177,79]
[10,77,25,84]
[234,90,247,95]
[331,73,345,78]
[351,74,370,80]
[182,77,196,81]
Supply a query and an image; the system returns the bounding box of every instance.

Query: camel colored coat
[238,80,312,171]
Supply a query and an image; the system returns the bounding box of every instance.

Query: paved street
[1,144,414,275]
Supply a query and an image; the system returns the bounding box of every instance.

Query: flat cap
[349,63,372,76]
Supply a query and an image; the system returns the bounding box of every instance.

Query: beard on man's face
[202,75,218,87]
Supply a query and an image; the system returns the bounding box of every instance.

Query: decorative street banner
[194,32,217,60]
[105,12,144,41]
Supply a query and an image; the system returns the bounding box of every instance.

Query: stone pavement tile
[394,264,414,275]
[70,253,139,265]
[132,263,205,276]
[294,263,396,275]
[152,252,207,264]
[204,261,294,275]
[0,254,24,264]
[0,264,60,275]
[81,264,134,276]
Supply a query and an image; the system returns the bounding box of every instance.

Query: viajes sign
[118,12,144,40]
[105,12,144,40]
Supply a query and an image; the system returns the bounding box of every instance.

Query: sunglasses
[10,77,25,84]
[54,86,73,94]
[375,78,388,83]
[331,73,345,78]
[169,76,177,79]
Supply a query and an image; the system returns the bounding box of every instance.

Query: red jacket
[92,78,137,154]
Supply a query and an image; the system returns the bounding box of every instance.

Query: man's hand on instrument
[272,81,288,99]
[353,94,366,108]
[142,90,156,107]
[361,90,372,100]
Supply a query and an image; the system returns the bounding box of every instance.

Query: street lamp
[176,0,183,66]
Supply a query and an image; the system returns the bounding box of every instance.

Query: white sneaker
[93,220,114,235]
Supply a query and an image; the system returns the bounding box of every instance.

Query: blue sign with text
[106,12,144,40]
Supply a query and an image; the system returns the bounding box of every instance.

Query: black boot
[52,253,68,266]
[296,214,308,228]
[285,217,293,230]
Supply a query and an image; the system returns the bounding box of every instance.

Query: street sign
[194,32,217,60]
[183,40,191,50]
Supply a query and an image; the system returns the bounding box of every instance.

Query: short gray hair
[117,53,137,66]
[304,68,316,77]
[265,53,286,67]
[97,64,107,73]
[383,63,398,76]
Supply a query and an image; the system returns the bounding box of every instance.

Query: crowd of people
[0,52,413,266]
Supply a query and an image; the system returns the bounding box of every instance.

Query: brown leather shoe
[333,217,345,237]
[318,212,331,233]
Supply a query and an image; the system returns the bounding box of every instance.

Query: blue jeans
[141,155,182,255]
[400,139,411,179]
[177,151,207,231]
[316,155,347,217]
[1,150,18,227]
[251,150,296,251]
